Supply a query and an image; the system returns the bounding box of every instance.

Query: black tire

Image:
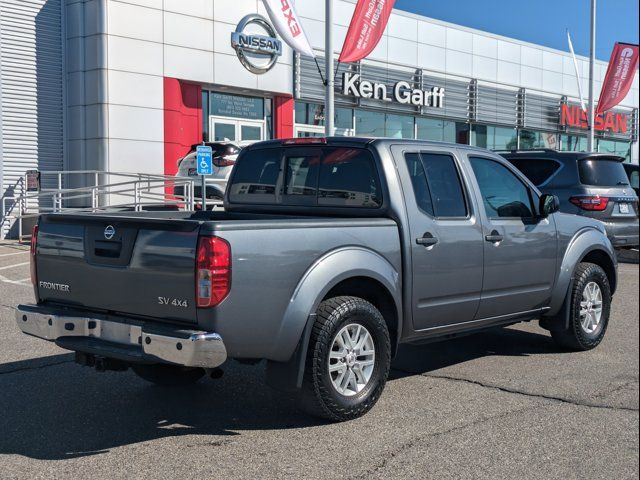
[132,364,205,386]
[551,262,611,351]
[298,296,391,421]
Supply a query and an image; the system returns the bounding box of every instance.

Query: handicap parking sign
[196,145,213,176]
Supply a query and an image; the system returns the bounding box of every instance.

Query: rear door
[393,146,484,331]
[468,155,557,319]
[36,215,201,323]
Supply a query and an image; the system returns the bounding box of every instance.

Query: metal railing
[2,170,222,241]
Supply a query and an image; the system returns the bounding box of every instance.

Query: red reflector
[30,224,38,285]
[283,137,327,145]
[196,236,231,308]
[569,195,609,211]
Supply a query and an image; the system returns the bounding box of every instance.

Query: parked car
[500,149,639,248]
[18,138,617,421]
[622,162,639,197]
[173,142,241,201]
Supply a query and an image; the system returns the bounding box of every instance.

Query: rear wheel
[132,364,205,386]
[551,262,611,351]
[298,296,391,421]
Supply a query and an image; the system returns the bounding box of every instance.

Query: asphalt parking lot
[0,242,637,480]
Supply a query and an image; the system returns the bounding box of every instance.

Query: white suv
[174,142,241,201]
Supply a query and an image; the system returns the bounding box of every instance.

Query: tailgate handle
[94,240,122,258]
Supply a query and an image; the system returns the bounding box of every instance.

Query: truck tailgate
[35,214,201,324]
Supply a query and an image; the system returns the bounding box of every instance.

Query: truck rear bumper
[15,304,227,369]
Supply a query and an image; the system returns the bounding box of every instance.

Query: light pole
[587,0,596,151]
[325,0,334,137]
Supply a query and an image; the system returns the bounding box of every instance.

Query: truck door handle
[416,233,438,247]
[485,231,504,243]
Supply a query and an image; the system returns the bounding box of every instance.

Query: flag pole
[325,0,334,137]
[587,0,596,151]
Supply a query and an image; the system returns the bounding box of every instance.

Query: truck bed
[34,210,401,360]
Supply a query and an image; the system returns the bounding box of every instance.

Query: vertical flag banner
[566,30,587,111]
[596,42,639,115]
[262,0,315,58]
[339,0,396,63]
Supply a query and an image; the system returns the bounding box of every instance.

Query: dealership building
[1,0,639,236]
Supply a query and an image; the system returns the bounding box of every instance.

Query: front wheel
[551,262,612,351]
[298,296,391,421]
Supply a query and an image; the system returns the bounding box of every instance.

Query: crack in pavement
[394,369,639,413]
[349,404,542,480]
[0,359,74,376]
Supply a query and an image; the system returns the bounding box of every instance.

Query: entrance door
[210,117,265,144]
[392,146,484,331]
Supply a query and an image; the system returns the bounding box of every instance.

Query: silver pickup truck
[17,137,617,421]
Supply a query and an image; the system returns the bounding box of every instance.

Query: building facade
[1,0,639,237]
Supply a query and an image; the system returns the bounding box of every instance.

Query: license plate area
[619,203,630,214]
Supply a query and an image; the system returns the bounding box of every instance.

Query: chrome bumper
[15,306,227,369]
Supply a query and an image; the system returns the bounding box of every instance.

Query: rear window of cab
[228,146,383,208]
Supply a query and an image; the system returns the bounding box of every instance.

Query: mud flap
[540,278,574,332]
[265,313,316,392]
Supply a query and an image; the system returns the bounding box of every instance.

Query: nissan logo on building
[231,14,282,74]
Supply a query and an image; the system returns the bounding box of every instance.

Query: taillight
[196,236,231,308]
[212,156,236,168]
[569,195,609,211]
[30,224,38,285]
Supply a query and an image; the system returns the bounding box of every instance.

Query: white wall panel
[497,40,520,63]
[108,36,163,75]
[542,51,563,73]
[473,56,497,82]
[542,70,563,93]
[108,70,163,109]
[473,34,497,58]
[257,62,293,95]
[108,139,164,174]
[164,44,214,84]
[521,45,543,68]
[389,37,417,66]
[497,60,520,85]
[418,21,446,47]
[419,44,446,72]
[164,12,213,51]
[387,14,417,41]
[213,52,256,89]
[108,1,162,43]
[163,0,213,19]
[446,50,472,77]
[520,65,543,89]
[213,0,258,26]
[446,28,472,53]
[108,105,163,142]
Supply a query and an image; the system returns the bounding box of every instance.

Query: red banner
[339,0,395,63]
[596,42,639,115]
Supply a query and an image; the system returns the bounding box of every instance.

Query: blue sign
[196,145,213,176]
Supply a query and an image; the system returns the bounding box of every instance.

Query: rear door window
[420,153,468,217]
[506,158,560,187]
[578,158,629,187]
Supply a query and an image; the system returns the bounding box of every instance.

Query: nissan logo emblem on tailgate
[104,225,116,240]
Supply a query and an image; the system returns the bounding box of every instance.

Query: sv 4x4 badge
[158,297,188,308]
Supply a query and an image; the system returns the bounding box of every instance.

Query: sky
[394,0,639,61]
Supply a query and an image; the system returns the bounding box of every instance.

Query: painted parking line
[0,262,29,271]
[0,273,31,286]
[0,251,29,257]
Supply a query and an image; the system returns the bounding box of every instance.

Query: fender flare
[265,247,401,390]
[547,227,617,317]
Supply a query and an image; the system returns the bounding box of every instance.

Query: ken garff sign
[342,72,445,108]
[231,14,282,74]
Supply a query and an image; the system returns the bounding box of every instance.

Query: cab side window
[470,157,534,219]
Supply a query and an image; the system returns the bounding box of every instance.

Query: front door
[393,146,484,331]
[468,155,558,319]
[210,117,265,144]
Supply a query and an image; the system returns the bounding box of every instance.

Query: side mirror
[539,194,560,217]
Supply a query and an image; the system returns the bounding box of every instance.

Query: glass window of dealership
[292,101,634,161]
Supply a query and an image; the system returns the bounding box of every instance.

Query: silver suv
[501,150,639,248]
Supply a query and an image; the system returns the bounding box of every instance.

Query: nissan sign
[231,14,282,74]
